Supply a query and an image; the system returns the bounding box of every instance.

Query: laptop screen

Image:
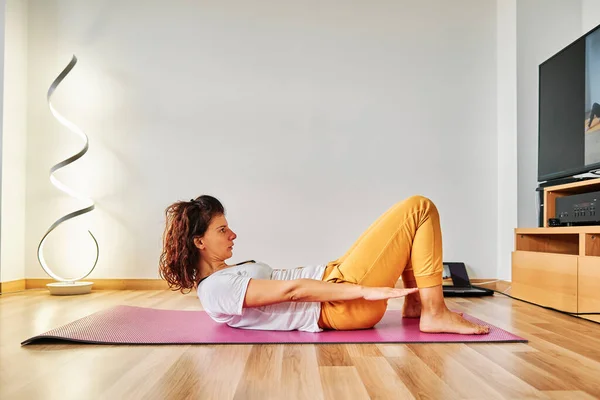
[445,263,471,287]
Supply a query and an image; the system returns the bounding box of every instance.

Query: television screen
[585,28,600,163]
[538,25,600,182]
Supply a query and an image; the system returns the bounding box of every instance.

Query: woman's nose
[231,230,237,240]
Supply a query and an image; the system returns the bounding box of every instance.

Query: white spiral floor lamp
[37,55,99,295]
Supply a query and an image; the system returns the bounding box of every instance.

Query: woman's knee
[401,195,438,213]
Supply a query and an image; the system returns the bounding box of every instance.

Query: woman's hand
[361,286,419,301]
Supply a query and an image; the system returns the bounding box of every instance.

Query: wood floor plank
[543,390,598,399]
[435,344,549,399]
[533,322,600,346]
[515,349,600,398]
[525,332,600,383]
[319,366,371,400]
[193,345,254,400]
[486,342,538,352]
[281,345,325,400]
[141,346,218,400]
[533,332,600,363]
[120,345,253,400]
[3,345,142,400]
[195,345,254,399]
[233,345,284,399]
[316,344,353,366]
[482,296,600,332]
[381,345,460,400]
[468,344,576,391]
[406,344,504,400]
[499,299,594,326]
[350,357,416,400]
[0,344,84,393]
[100,345,191,400]
[345,343,383,357]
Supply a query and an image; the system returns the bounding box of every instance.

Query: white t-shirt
[197,261,327,332]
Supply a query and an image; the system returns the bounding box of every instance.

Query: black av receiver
[554,191,600,226]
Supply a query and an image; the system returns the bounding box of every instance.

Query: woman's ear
[193,237,204,250]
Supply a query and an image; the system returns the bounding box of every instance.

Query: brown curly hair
[159,195,225,293]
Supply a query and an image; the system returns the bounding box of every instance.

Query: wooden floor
[1,288,600,400]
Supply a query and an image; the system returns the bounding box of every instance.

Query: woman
[159,195,489,335]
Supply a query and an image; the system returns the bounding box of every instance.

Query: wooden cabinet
[512,178,600,323]
[578,257,600,323]
[512,251,578,313]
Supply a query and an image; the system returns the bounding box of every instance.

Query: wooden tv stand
[512,178,600,323]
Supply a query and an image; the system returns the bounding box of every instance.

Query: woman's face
[195,214,237,261]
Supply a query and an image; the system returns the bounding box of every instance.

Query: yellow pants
[318,195,444,330]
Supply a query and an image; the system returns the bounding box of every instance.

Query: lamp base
[47,281,93,296]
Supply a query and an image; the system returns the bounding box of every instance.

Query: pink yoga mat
[21,305,526,345]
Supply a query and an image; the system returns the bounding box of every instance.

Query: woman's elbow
[287,279,306,302]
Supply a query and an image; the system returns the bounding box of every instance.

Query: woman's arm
[243,278,418,308]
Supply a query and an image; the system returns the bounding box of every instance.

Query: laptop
[442,262,494,297]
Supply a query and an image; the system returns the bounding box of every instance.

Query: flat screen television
[538,23,600,182]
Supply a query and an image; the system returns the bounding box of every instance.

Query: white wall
[517,1,584,228]
[24,0,499,280]
[496,0,518,280]
[0,0,11,282]
[1,0,27,283]
[582,0,600,33]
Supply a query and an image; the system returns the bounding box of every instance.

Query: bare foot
[420,308,489,335]
[402,297,421,318]
[402,298,463,319]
